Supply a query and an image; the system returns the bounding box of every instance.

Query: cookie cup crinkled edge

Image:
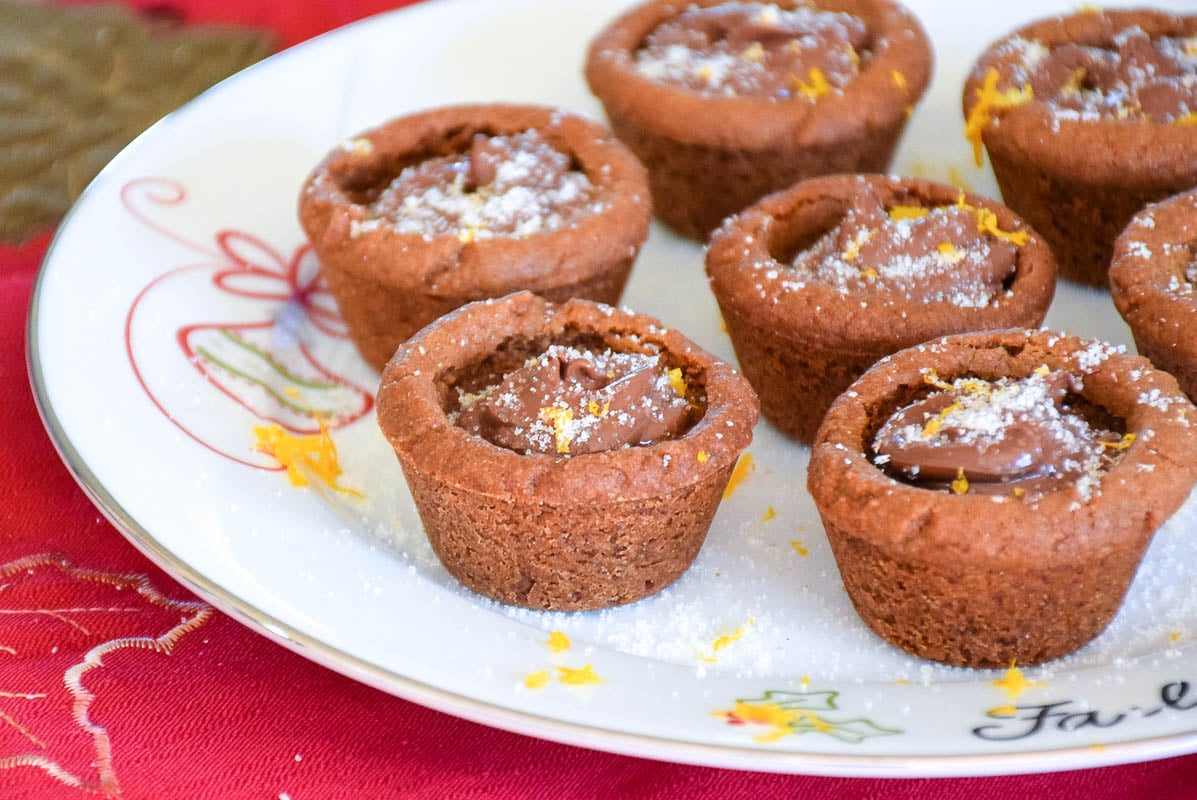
[299,104,651,370]
[807,328,1197,667]
[705,173,1056,444]
[1109,188,1197,402]
[376,291,760,611]
[962,10,1197,286]
[584,0,933,240]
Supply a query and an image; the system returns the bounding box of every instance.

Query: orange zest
[556,663,603,686]
[538,404,574,454]
[722,453,755,499]
[950,467,970,495]
[887,204,929,221]
[253,418,362,497]
[791,67,830,100]
[964,67,1033,166]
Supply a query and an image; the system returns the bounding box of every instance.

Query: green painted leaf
[812,716,903,744]
[747,689,840,712]
[0,2,273,243]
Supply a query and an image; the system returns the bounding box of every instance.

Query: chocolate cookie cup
[584,0,932,241]
[376,292,759,611]
[705,173,1056,445]
[808,329,1197,668]
[1110,188,1197,402]
[299,104,651,371]
[963,9,1197,287]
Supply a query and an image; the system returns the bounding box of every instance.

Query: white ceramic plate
[29,0,1197,777]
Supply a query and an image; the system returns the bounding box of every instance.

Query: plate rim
[23,0,1197,778]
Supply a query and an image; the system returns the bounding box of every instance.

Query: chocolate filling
[1024,27,1197,122]
[871,369,1127,498]
[791,183,1021,307]
[453,344,695,455]
[369,130,595,239]
[634,1,868,99]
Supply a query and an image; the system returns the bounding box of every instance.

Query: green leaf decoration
[0,2,274,243]
[805,715,903,744]
[750,689,840,712]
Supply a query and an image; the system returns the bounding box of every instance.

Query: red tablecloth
[6,2,1197,797]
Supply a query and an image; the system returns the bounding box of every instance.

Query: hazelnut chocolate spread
[370,130,595,240]
[453,345,693,456]
[634,2,867,99]
[793,184,1021,307]
[872,369,1127,498]
[1010,27,1197,122]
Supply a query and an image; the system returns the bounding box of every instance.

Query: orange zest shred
[1175,112,1197,127]
[700,620,755,662]
[524,669,550,690]
[936,242,965,264]
[587,399,610,418]
[253,419,362,497]
[922,369,953,391]
[842,228,869,262]
[790,540,809,557]
[538,404,574,454]
[974,207,1031,246]
[546,630,571,653]
[890,69,907,91]
[791,67,830,100]
[722,453,756,499]
[667,366,688,398]
[922,399,963,437]
[964,67,1033,166]
[556,663,603,686]
[888,204,929,221]
[697,450,710,464]
[956,194,1030,246]
[762,505,776,522]
[1101,432,1136,451]
[992,660,1046,701]
[950,468,970,495]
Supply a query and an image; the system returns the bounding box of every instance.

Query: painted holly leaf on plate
[0,1,273,243]
[0,555,211,796]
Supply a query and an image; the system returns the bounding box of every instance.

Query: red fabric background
[5,2,1197,797]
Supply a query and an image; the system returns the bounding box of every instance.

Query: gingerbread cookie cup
[584,0,932,241]
[1110,189,1197,401]
[963,9,1197,287]
[299,104,651,371]
[376,292,759,611]
[705,174,1056,445]
[808,329,1197,668]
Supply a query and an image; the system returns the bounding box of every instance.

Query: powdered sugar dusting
[369,131,597,240]
[634,2,865,99]
[875,369,1126,500]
